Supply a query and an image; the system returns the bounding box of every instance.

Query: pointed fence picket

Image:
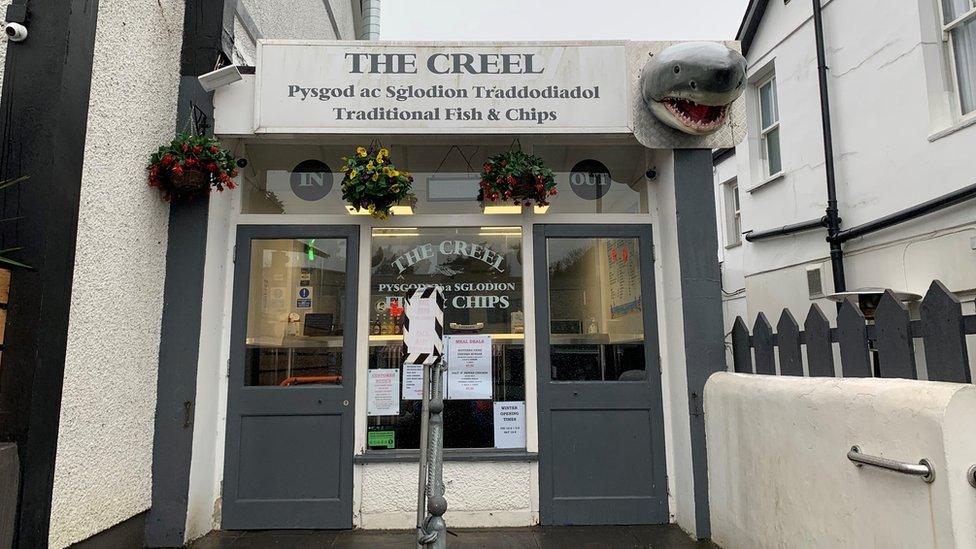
[729,280,975,383]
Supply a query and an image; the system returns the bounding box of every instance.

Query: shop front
[190,39,745,535]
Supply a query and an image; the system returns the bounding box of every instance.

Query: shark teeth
[661,98,728,133]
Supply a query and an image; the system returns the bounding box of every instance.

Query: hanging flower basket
[478,149,557,209]
[147,133,239,201]
[340,146,415,220]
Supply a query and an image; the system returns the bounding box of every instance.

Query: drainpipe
[812,0,847,293]
[360,0,381,40]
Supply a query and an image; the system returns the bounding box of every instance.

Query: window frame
[756,74,782,180]
[939,0,976,119]
[723,178,742,248]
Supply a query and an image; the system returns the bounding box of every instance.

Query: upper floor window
[723,179,741,247]
[941,0,976,116]
[757,74,782,178]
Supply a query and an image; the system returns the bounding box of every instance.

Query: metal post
[415,361,431,548]
[424,359,448,548]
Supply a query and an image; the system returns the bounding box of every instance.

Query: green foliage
[340,147,415,220]
[147,133,239,201]
[478,149,557,208]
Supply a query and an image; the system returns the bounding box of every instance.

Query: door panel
[222,226,359,530]
[534,224,668,525]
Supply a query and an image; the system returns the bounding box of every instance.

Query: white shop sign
[255,41,630,134]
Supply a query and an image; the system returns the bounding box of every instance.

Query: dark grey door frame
[221,224,359,530]
[533,223,668,525]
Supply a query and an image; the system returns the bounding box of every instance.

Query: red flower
[207,162,218,173]
[550,189,558,196]
[230,168,239,177]
[162,154,174,165]
[181,143,189,153]
[483,163,491,172]
[185,158,197,166]
[227,180,237,189]
[192,145,203,154]
[219,172,230,182]
[506,175,516,185]
[209,146,219,154]
[172,165,184,176]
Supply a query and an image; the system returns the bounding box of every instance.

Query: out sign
[570,159,612,201]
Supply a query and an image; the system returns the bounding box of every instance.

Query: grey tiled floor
[190,525,719,548]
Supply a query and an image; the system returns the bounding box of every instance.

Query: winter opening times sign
[256,41,629,133]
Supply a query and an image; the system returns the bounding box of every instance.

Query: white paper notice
[367,369,400,416]
[493,401,526,449]
[446,335,492,400]
[402,364,449,400]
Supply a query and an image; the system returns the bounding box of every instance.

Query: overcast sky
[380,0,749,41]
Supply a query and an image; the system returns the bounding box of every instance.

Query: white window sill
[746,171,785,193]
[725,241,742,250]
[928,114,976,142]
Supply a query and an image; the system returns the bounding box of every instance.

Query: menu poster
[493,401,526,449]
[446,335,492,400]
[607,238,641,319]
[402,363,448,400]
[367,369,400,416]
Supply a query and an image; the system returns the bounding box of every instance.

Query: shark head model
[640,42,747,136]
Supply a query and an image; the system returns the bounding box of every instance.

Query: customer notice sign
[254,41,630,134]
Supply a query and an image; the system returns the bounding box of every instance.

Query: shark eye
[673,65,681,74]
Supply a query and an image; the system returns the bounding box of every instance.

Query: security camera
[198,65,243,92]
[645,168,657,180]
[4,23,27,42]
[236,158,248,168]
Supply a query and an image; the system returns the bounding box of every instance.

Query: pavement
[190,525,720,548]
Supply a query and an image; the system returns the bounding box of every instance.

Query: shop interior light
[373,227,420,237]
[534,204,550,214]
[483,205,523,215]
[478,226,522,236]
[345,205,370,216]
[389,205,414,215]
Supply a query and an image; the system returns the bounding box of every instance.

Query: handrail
[848,445,935,483]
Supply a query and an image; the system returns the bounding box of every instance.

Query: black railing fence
[730,281,976,383]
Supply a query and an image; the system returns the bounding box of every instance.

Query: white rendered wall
[732,0,976,323]
[705,373,976,549]
[355,462,536,528]
[48,2,184,547]
[713,154,746,367]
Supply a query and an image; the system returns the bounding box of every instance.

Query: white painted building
[713,0,976,370]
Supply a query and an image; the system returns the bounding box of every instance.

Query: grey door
[222,225,359,529]
[534,224,668,525]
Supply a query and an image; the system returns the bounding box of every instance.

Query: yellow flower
[366,161,375,170]
[379,148,389,157]
[372,173,379,181]
[356,147,367,157]
[392,170,400,177]
[340,164,349,172]
[376,155,384,165]
[349,169,357,178]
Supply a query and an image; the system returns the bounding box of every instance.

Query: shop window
[239,143,650,216]
[367,227,526,450]
[546,237,647,381]
[940,0,976,116]
[243,238,348,386]
[757,74,782,178]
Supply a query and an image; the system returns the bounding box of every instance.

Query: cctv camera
[236,158,248,168]
[645,168,657,180]
[198,65,243,92]
[5,23,27,42]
